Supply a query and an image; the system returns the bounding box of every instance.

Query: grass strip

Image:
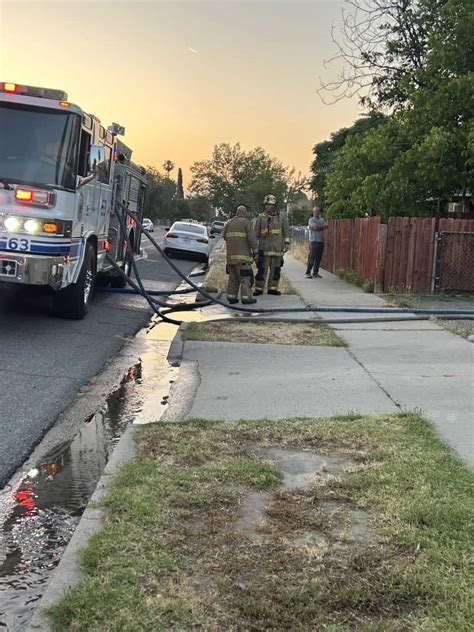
[183,320,346,346]
[49,413,474,631]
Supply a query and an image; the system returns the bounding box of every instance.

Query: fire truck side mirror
[89,145,106,175]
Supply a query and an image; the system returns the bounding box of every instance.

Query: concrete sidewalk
[181,254,472,467]
[283,255,474,467]
[184,341,397,420]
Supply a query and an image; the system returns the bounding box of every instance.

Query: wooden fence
[321,216,474,293]
[322,217,381,285]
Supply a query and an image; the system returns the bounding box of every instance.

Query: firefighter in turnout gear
[253,194,290,295]
[222,205,258,304]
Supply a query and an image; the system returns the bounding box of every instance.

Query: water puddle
[0,364,145,630]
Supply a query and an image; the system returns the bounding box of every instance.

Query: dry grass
[183,320,346,346]
[290,240,309,265]
[432,317,474,339]
[336,268,375,293]
[202,247,227,293]
[49,413,474,631]
[204,244,297,295]
[277,271,295,294]
[385,291,421,309]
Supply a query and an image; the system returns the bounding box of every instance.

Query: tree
[163,160,175,179]
[310,113,386,209]
[317,0,474,218]
[319,0,449,108]
[176,168,184,199]
[180,195,214,223]
[144,166,177,220]
[190,143,306,217]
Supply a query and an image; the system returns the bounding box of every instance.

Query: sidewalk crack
[344,348,402,410]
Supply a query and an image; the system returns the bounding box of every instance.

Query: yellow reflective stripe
[269,229,282,234]
[227,254,253,261]
[284,238,290,243]
[226,232,247,237]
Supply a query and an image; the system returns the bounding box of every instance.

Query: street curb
[167,322,189,367]
[166,245,222,368]
[27,425,138,632]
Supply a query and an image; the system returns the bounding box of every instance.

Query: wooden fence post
[375,223,388,293]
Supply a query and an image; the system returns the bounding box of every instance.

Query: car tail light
[197,238,209,244]
[166,233,178,238]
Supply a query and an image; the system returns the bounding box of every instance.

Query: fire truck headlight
[24,219,42,234]
[4,216,22,232]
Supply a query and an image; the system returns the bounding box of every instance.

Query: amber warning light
[15,189,33,202]
[3,82,17,93]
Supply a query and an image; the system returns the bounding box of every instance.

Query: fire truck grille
[0,258,18,277]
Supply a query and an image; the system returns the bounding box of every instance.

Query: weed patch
[336,268,374,293]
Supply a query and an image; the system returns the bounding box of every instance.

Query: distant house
[428,193,473,218]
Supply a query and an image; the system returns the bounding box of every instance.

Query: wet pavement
[0,234,217,630]
[0,363,145,629]
[0,309,197,629]
[0,234,203,488]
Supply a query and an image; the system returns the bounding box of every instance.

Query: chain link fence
[289,226,309,264]
[434,231,474,292]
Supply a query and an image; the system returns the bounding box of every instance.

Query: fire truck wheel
[52,243,96,319]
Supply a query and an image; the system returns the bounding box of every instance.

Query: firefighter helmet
[263,194,277,206]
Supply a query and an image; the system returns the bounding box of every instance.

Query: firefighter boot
[226,264,240,304]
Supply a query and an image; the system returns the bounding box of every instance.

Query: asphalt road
[0,230,206,488]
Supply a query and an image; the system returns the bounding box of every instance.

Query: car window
[213,221,225,226]
[172,223,206,234]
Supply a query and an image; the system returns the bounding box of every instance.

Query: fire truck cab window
[78,129,91,177]
[128,176,141,212]
[99,145,112,184]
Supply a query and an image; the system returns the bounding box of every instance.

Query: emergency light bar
[1,82,68,101]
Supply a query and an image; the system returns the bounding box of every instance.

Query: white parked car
[164,221,211,263]
[142,218,154,232]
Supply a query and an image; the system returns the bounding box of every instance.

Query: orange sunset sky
[1,0,362,185]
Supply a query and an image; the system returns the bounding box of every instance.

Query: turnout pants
[306,242,324,276]
[226,262,254,302]
[255,252,282,292]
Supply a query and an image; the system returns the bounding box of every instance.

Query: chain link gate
[434,231,474,292]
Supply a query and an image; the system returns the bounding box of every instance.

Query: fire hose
[101,203,474,326]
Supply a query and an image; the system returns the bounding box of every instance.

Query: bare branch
[319,0,430,107]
